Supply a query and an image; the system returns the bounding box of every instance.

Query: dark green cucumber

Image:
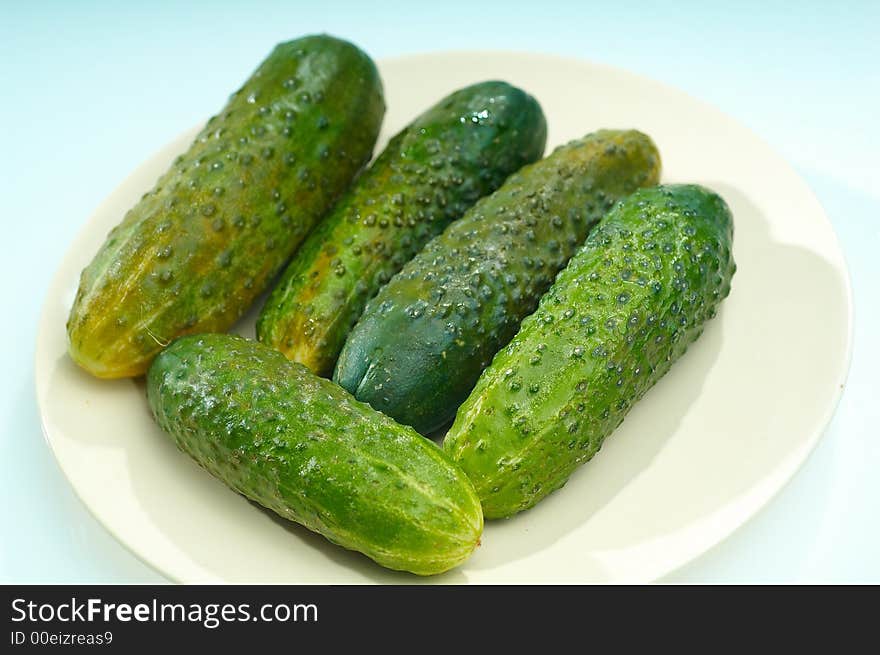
[257,81,546,376]
[147,334,483,575]
[334,130,661,434]
[68,35,384,378]
[444,184,735,518]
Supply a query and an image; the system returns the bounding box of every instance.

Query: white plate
[35,51,853,583]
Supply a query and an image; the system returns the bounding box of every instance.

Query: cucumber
[444,184,736,518]
[147,334,483,575]
[68,35,385,378]
[334,130,660,434]
[257,81,546,376]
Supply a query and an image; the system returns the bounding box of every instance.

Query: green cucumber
[68,34,385,378]
[147,334,483,575]
[334,130,661,434]
[257,81,546,376]
[444,184,735,518]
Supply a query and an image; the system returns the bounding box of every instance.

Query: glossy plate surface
[35,52,852,583]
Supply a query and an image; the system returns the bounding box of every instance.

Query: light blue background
[1,0,877,583]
